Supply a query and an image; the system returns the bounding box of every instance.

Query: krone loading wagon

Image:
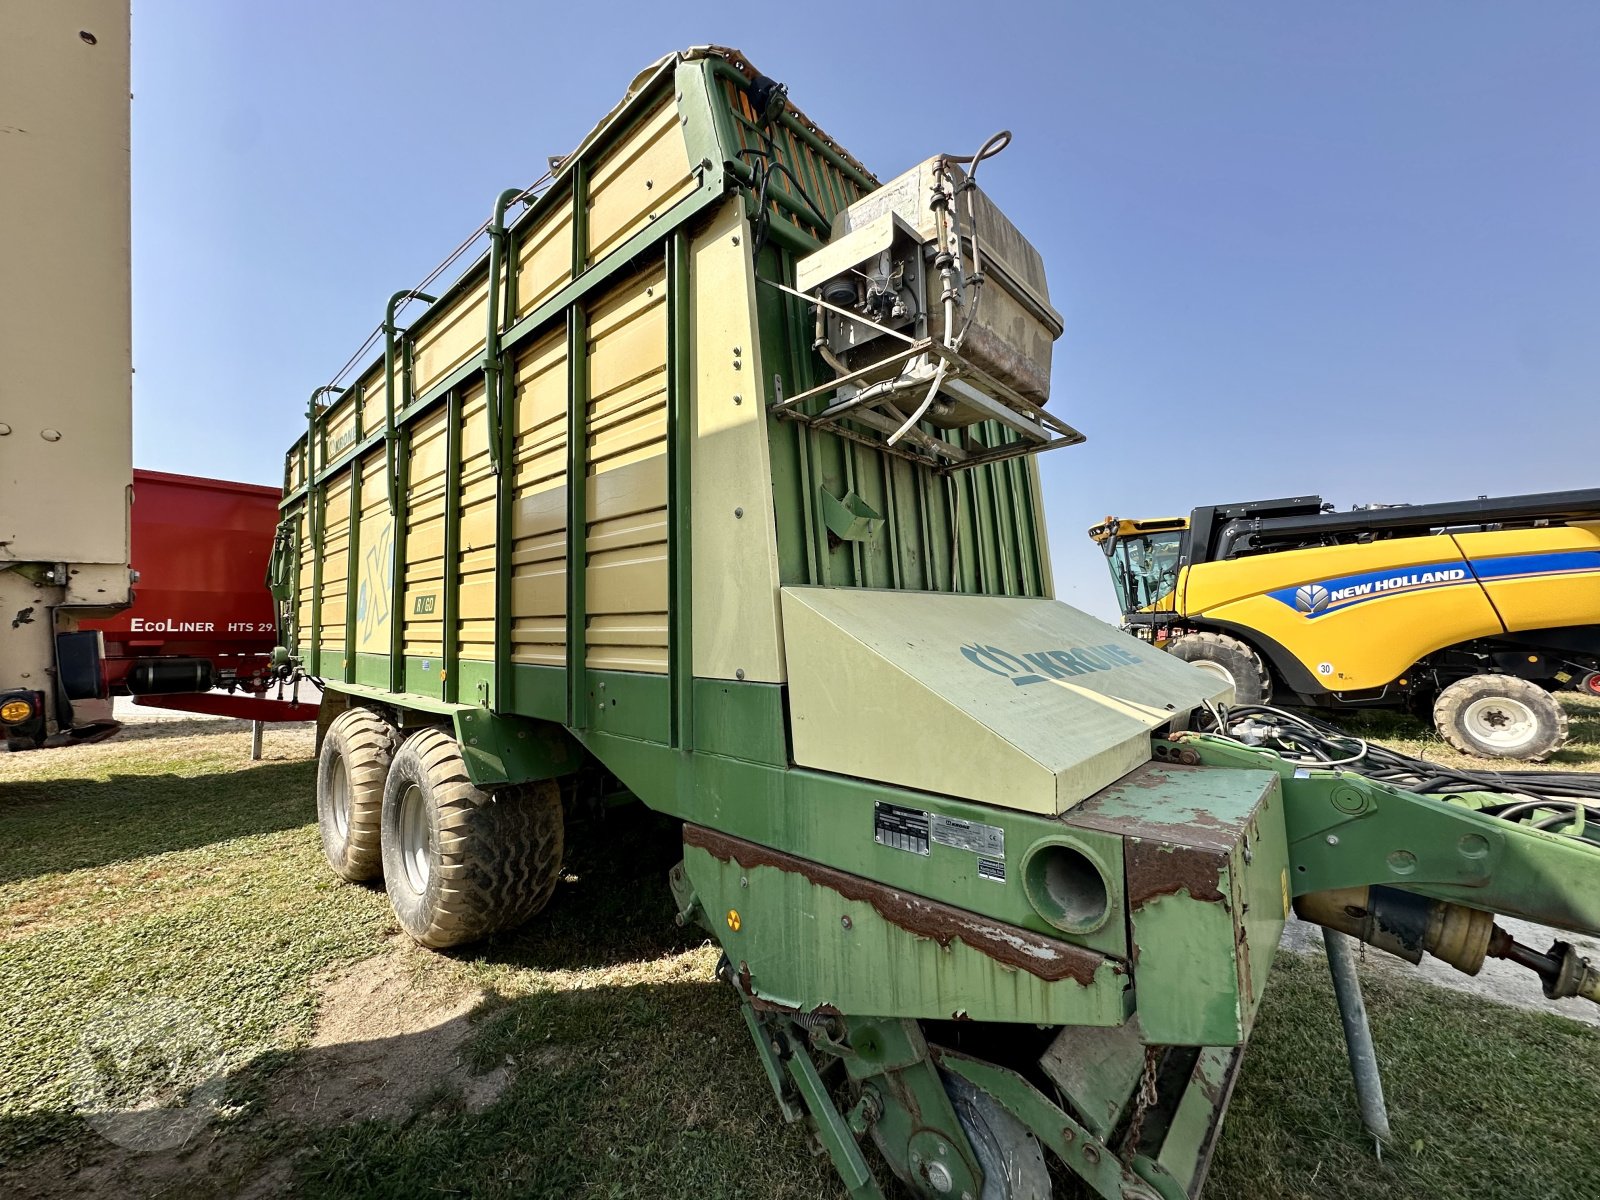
[276,48,1600,1200]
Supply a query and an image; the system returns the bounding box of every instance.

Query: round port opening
[1022,841,1110,935]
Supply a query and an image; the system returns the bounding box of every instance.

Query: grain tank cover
[780,588,1231,815]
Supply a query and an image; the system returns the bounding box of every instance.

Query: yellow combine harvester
[1088,491,1600,760]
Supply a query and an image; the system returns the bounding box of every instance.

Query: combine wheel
[380,727,564,948]
[316,706,398,882]
[1166,632,1271,704]
[941,1072,1049,1200]
[1433,674,1568,761]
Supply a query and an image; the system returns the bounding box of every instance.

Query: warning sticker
[977,857,1007,883]
[874,802,931,856]
[930,815,1005,859]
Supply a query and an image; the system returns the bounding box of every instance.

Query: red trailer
[77,469,316,725]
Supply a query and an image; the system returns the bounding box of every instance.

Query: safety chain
[1124,1047,1162,1154]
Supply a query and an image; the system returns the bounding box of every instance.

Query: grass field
[1,700,1597,1199]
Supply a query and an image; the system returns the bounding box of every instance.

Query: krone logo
[1294,583,1331,615]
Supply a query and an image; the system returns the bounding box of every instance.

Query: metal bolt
[41,429,61,442]
[732,235,740,245]
[840,915,852,930]
[924,1161,954,1193]
[733,393,743,405]
[0,423,10,436]
[739,876,748,889]
[735,668,745,681]
[1327,834,1340,846]
[734,507,743,518]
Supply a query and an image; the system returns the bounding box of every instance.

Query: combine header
[275,48,1600,1199]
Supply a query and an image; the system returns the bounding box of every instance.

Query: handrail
[306,385,346,482]
[383,289,437,511]
[483,187,525,475]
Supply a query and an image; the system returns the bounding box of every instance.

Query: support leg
[250,720,263,761]
[1323,927,1391,1150]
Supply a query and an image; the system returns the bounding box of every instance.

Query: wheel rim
[398,782,432,894]
[1461,695,1538,750]
[1191,659,1237,689]
[330,754,351,839]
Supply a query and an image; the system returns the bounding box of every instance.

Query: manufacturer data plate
[874,801,931,856]
[930,815,1005,859]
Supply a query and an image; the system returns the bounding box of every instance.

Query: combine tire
[1166,632,1272,704]
[380,727,564,949]
[1434,674,1568,761]
[316,707,398,882]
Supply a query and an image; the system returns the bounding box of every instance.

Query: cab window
[1110,531,1183,612]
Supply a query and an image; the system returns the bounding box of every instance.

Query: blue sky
[130,2,1599,620]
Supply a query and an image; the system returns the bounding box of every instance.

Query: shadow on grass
[0,973,846,1200]
[0,760,315,886]
[0,804,842,1200]
[462,805,701,973]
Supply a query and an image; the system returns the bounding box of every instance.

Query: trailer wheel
[1166,632,1272,704]
[316,707,398,882]
[1434,674,1568,761]
[380,727,564,949]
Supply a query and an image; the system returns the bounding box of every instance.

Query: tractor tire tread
[316,707,399,883]
[1167,631,1272,705]
[1434,673,1569,762]
[382,728,564,949]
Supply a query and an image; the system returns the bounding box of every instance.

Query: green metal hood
[780,587,1230,815]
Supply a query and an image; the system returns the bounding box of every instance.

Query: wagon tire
[381,727,564,949]
[1434,674,1568,761]
[1166,632,1272,704]
[316,706,399,882]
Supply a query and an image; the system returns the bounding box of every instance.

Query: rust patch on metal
[1125,839,1228,909]
[683,824,1115,986]
[1065,761,1267,849]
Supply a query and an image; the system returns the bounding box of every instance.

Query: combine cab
[275,48,1600,1199]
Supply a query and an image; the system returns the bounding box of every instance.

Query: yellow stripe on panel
[586,99,695,267]
[413,274,490,400]
[585,267,668,673]
[354,449,394,656]
[319,474,352,654]
[514,198,575,322]
[457,382,497,663]
[509,330,568,666]
[402,409,448,658]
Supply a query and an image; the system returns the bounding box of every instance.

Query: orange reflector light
[0,699,33,724]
